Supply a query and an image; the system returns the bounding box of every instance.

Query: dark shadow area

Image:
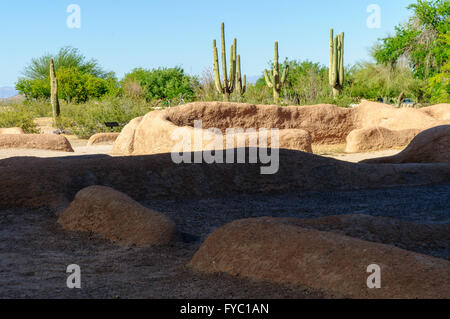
[1,148,449,211]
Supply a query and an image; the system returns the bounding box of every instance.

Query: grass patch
[312,143,347,155]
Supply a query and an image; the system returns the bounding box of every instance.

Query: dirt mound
[1,149,450,210]
[0,127,25,134]
[87,133,120,146]
[111,103,315,155]
[111,116,143,155]
[0,134,73,152]
[354,100,447,130]
[419,104,450,121]
[189,218,450,298]
[345,127,421,153]
[284,214,449,258]
[112,101,449,155]
[57,185,176,246]
[361,125,450,164]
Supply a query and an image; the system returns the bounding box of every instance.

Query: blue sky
[0,0,416,87]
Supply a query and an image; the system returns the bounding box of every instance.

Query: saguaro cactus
[235,54,246,95]
[264,42,288,103]
[329,29,345,97]
[49,58,60,122]
[213,23,238,101]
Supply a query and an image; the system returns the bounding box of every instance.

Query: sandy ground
[0,142,401,162]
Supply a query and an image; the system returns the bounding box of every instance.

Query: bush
[0,104,39,133]
[122,67,195,103]
[57,97,153,138]
[349,62,427,102]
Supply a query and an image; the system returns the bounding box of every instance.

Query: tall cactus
[264,42,288,103]
[213,22,239,101]
[329,29,345,97]
[49,58,60,123]
[235,54,246,95]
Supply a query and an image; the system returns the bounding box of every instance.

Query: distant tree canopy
[16,47,119,102]
[122,67,195,103]
[373,0,449,79]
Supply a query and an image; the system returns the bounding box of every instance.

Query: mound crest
[361,125,450,164]
[0,134,73,152]
[87,132,120,146]
[0,127,25,134]
[57,185,176,247]
[345,127,421,153]
[189,217,450,299]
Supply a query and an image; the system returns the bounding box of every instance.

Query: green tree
[16,47,118,102]
[373,0,449,79]
[22,46,106,80]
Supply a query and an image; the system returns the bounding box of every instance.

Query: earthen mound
[111,116,143,155]
[345,127,421,153]
[361,125,450,164]
[283,214,449,258]
[189,217,450,298]
[87,132,120,146]
[0,134,73,152]
[57,185,176,246]
[111,102,348,155]
[112,101,449,155]
[0,127,25,134]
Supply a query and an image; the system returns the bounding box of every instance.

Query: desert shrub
[193,68,221,102]
[57,97,153,138]
[22,99,53,117]
[0,104,39,133]
[56,67,109,103]
[349,62,427,102]
[281,60,330,105]
[122,67,195,103]
[123,78,144,99]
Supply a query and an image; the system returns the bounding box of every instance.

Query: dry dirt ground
[0,119,446,299]
[1,183,449,298]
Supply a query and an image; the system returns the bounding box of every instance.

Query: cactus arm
[331,35,338,86]
[220,22,228,92]
[329,29,334,85]
[338,33,345,87]
[264,69,274,88]
[242,74,246,94]
[213,40,223,93]
[228,39,237,92]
